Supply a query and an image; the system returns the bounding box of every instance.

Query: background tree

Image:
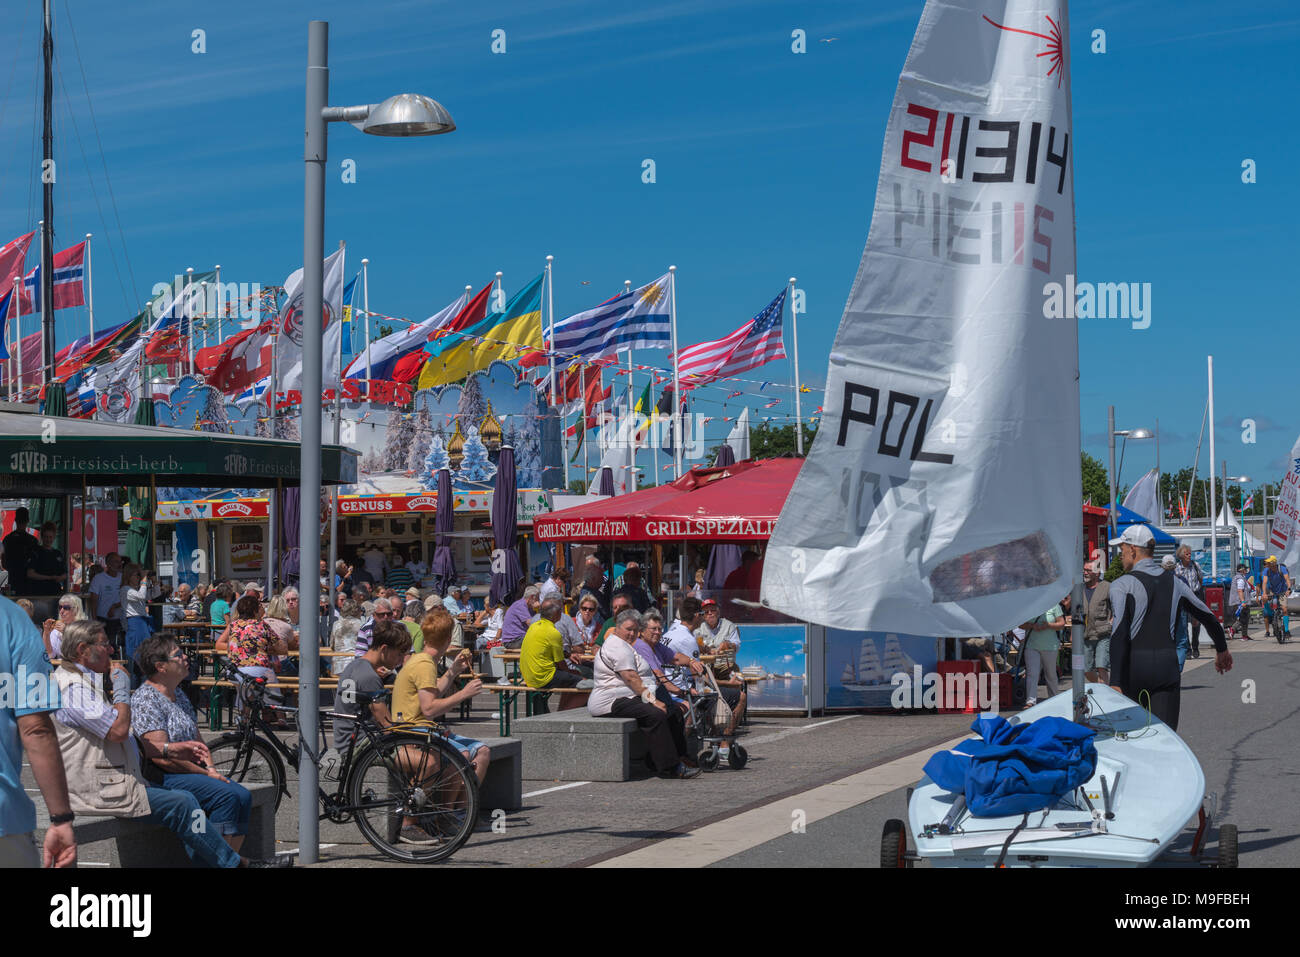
[1081,452,1110,505]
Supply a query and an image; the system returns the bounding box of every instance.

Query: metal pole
[185,267,195,378]
[580,362,588,488]
[215,265,223,344]
[1208,355,1217,579]
[361,257,371,398]
[624,282,633,491]
[40,2,55,388]
[1155,417,1161,520]
[789,277,803,456]
[328,269,344,622]
[85,233,94,340]
[297,18,329,866]
[668,265,681,478]
[1107,405,1116,541]
[201,280,209,354]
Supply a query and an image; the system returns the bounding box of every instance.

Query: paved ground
[25,637,1297,868]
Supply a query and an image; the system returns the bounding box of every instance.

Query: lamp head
[360,94,455,137]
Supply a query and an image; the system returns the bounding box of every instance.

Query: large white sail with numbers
[762,0,1079,635]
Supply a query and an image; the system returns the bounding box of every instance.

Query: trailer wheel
[1218,824,1239,869]
[882,819,909,868]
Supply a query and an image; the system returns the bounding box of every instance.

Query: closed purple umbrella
[490,446,524,606]
[705,444,742,591]
[596,466,615,497]
[279,486,301,588]
[431,468,457,596]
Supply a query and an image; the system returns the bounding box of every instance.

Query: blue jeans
[142,786,241,868]
[162,773,251,837]
[125,617,153,674]
[1175,611,1189,672]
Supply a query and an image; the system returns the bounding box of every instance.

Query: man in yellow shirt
[390,610,488,786]
[520,598,589,712]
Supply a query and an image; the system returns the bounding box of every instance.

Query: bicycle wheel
[347,731,478,863]
[208,733,286,810]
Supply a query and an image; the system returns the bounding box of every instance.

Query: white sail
[1122,468,1159,522]
[1267,435,1300,567]
[762,0,1079,635]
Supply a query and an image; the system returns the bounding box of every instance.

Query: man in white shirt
[86,552,125,655]
[1228,562,1255,639]
[694,599,740,653]
[361,543,388,583]
[662,596,706,691]
[538,568,569,606]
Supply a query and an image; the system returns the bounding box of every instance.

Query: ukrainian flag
[418,273,545,389]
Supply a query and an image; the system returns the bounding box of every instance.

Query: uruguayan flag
[551,274,671,361]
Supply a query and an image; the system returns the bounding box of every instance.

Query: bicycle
[205,665,479,863]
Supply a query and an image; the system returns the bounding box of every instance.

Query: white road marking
[522,781,591,798]
[591,728,972,868]
[276,844,335,855]
[741,715,855,745]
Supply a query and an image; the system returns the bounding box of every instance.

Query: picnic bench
[479,681,590,736]
[36,782,278,867]
[192,676,340,730]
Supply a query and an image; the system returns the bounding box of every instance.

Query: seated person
[332,619,411,752]
[587,610,697,779]
[391,609,488,784]
[612,562,652,613]
[595,595,633,646]
[635,609,704,711]
[131,635,252,857]
[693,598,741,666]
[53,620,285,867]
[520,598,590,713]
[219,594,289,707]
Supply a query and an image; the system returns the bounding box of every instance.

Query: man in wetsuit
[1107,525,1232,731]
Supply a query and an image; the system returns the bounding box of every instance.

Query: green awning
[0,408,358,494]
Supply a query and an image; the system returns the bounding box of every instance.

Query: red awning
[533,457,803,542]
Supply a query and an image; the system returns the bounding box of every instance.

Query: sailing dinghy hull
[907,684,1204,867]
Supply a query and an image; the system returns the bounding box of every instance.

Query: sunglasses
[58,604,76,611]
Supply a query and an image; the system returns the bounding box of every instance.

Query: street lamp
[1106,406,1154,540]
[298,19,454,866]
[1223,467,1250,564]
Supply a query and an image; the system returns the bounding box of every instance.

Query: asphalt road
[707,640,1300,868]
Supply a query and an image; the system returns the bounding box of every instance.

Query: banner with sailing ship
[762,0,1080,635]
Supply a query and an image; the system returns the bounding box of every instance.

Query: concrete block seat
[511,711,648,783]
[473,736,522,812]
[38,782,277,868]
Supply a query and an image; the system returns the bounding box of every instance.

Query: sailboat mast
[41,0,56,387]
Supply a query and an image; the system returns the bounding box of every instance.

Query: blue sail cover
[923,714,1098,817]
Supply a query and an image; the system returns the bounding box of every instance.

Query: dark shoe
[246,856,294,868]
[399,824,437,845]
[660,763,701,780]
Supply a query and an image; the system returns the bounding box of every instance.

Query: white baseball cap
[1108,525,1155,548]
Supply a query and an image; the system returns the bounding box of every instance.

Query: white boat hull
[907,684,1205,867]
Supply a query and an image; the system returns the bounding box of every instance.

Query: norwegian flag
[673,288,786,390]
[19,241,86,311]
[1243,493,1254,511]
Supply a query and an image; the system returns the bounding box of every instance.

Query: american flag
[673,289,786,390]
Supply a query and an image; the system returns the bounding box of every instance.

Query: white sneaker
[1024,699,1038,708]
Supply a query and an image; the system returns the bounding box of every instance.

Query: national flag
[19,241,88,312]
[673,288,786,390]
[549,274,672,363]
[54,317,137,379]
[656,385,689,455]
[632,380,653,445]
[0,287,12,360]
[345,289,469,384]
[341,274,358,359]
[143,271,216,360]
[275,248,347,392]
[1243,494,1255,511]
[211,319,273,397]
[416,273,545,390]
[93,338,144,422]
[81,314,143,368]
[424,280,494,350]
[0,232,33,304]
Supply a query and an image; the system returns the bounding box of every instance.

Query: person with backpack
[1262,556,1290,641]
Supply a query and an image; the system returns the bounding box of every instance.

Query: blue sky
[0,0,1296,493]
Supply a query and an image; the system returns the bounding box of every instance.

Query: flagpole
[789,277,803,456]
[580,362,588,487]
[215,265,223,344]
[15,275,24,396]
[361,257,371,398]
[1208,355,1217,579]
[546,255,567,489]
[85,233,94,341]
[267,312,278,596]
[185,267,194,378]
[668,265,682,479]
[201,280,210,354]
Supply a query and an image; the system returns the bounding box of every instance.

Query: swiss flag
[212,321,272,396]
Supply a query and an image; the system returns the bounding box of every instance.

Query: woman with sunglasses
[131,634,253,856]
[42,594,88,658]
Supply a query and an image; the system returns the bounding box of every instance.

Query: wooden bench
[36,782,278,867]
[479,683,590,736]
[511,711,646,782]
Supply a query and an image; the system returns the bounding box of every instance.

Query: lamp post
[1223,466,1250,568]
[1106,405,1153,540]
[299,19,454,865]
